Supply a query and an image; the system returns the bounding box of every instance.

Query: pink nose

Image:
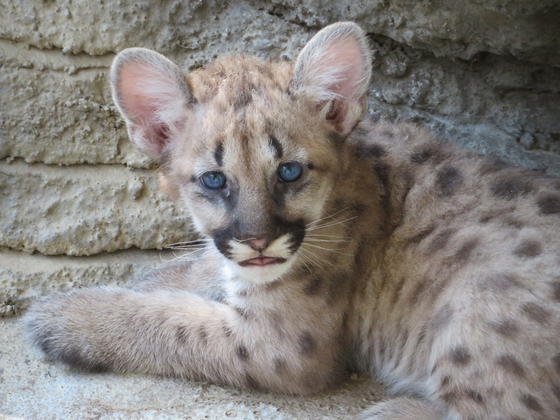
[248,238,269,251]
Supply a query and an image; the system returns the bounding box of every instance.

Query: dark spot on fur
[214,142,224,167]
[176,325,189,343]
[478,208,515,224]
[503,217,524,229]
[329,131,346,142]
[268,135,283,159]
[455,238,479,263]
[479,272,524,292]
[450,346,471,366]
[521,302,550,324]
[497,354,525,378]
[551,280,560,302]
[245,373,259,389]
[520,394,543,412]
[409,278,427,304]
[441,391,458,404]
[552,383,560,402]
[391,276,407,305]
[356,143,386,159]
[489,319,519,338]
[552,353,560,375]
[198,327,208,345]
[431,304,453,332]
[440,376,451,388]
[273,358,286,374]
[233,85,253,110]
[427,228,456,253]
[236,345,250,361]
[298,331,316,356]
[304,276,322,296]
[436,165,463,197]
[409,225,436,245]
[372,162,391,197]
[234,306,250,320]
[491,175,532,200]
[466,390,485,405]
[410,145,440,164]
[222,323,233,338]
[538,193,560,215]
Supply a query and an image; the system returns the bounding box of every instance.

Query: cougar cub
[26,22,560,419]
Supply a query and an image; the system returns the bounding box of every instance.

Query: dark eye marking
[214,142,224,167]
[268,135,284,159]
[278,162,303,182]
[200,171,227,190]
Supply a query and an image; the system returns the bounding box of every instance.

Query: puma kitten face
[110,22,371,284]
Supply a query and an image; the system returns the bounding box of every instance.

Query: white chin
[224,257,296,285]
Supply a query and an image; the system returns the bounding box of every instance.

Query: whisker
[306,216,358,232]
[303,242,352,256]
[300,246,335,268]
[298,248,321,269]
[305,238,350,243]
[306,206,351,227]
[233,237,257,243]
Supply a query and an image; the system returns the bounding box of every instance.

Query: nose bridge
[235,185,273,239]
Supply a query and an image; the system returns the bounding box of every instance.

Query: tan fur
[25,22,560,419]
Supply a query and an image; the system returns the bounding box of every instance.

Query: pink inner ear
[319,38,366,100]
[117,61,186,157]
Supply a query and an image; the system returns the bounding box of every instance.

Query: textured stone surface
[2,0,559,64]
[0,40,151,168]
[0,317,384,418]
[367,35,560,176]
[1,161,192,256]
[0,249,171,317]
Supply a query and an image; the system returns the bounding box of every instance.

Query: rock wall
[2,0,559,315]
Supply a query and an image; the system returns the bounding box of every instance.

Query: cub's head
[111,22,371,284]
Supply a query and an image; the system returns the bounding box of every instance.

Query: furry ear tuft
[291,22,372,135]
[110,48,195,158]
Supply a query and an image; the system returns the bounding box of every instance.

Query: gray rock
[0,161,193,255]
[0,248,170,317]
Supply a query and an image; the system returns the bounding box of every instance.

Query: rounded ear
[290,22,372,135]
[110,48,195,159]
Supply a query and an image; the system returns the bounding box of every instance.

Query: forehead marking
[214,142,224,167]
[268,135,284,159]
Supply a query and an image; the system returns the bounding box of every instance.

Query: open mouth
[239,256,287,267]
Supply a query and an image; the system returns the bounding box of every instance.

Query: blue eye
[278,162,303,182]
[200,171,226,190]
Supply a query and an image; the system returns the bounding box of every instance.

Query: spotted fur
[25,22,560,419]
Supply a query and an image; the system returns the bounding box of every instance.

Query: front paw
[24,291,109,372]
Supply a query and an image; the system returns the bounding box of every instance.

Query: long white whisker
[300,246,335,268]
[298,249,322,269]
[306,206,351,227]
[303,242,352,256]
[306,216,358,232]
[305,238,350,243]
